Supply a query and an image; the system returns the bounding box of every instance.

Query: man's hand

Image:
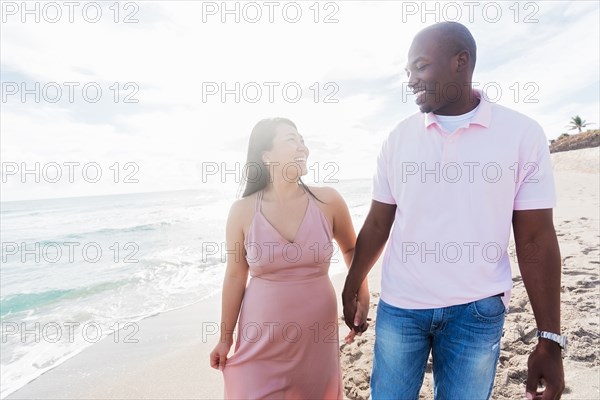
[342,289,369,336]
[355,288,370,333]
[343,289,370,343]
[525,339,565,399]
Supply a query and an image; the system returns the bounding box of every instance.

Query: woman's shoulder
[306,185,344,205]
[228,192,259,219]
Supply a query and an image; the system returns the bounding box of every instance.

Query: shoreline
[5,265,382,400]
[5,289,226,399]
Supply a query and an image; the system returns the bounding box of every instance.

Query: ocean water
[0,178,372,398]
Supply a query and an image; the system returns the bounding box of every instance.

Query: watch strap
[536,330,567,350]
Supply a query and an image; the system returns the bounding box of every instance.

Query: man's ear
[456,50,470,72]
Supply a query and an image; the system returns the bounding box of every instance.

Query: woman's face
[263,123,309,182]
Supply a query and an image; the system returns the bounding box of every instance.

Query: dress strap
[299,184,310,201]
[255,190,263,213]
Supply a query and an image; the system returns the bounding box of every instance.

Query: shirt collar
[424,89,492,129]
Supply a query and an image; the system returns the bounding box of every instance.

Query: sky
[1,0,599,201]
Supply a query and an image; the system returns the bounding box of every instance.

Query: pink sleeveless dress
[223,189,344,399]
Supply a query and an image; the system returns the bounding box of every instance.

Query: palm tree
[567,115,592,133]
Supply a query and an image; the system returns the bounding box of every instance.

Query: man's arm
[512,208,564,399]
[342,200,396,333]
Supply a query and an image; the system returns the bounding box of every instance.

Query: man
[342,22,565,400]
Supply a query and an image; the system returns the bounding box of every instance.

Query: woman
[209,118,370,399]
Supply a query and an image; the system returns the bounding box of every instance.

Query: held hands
[210,337,233,371]
[342,288,370,344]
[525,340,565,400]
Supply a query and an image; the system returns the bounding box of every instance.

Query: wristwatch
[536,330,568,351]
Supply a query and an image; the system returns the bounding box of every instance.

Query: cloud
[1,1,598,201]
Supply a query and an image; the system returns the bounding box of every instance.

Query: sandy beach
[6,147,599,400]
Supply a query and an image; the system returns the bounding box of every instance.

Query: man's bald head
[405,22,479,115]
[415,22,477,72]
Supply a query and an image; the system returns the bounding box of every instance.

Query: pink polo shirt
[372,90,556,309]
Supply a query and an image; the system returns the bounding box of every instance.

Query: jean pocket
[468,295,506,322]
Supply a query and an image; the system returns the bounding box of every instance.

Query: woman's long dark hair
[239,118,322,202]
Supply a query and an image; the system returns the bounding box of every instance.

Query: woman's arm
[321,188,370,341]
[210,200,249,370]
[342,200,395,334]
[327,188,369,298]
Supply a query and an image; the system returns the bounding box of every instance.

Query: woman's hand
[210,338,233,371]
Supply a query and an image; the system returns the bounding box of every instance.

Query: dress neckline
[256,188,310,244]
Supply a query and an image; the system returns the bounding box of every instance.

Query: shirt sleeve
[513,121,557,210]
[372,136,396,205]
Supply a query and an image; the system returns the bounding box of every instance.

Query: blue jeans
[371,296,506,400]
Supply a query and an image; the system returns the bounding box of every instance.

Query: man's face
[405,33,459,114]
